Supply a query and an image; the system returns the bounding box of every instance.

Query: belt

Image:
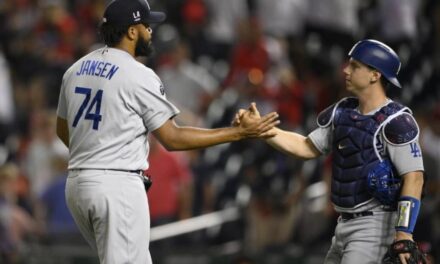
[340,211,373,220]
[71,168,144,175]
[107,169,144,175]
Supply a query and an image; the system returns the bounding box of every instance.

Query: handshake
[231,102,280,139]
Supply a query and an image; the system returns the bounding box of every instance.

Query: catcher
[235,40,427,263]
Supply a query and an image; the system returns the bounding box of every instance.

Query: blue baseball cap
[103,0,166,26]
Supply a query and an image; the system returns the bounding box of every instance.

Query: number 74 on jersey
[72,87,104,130]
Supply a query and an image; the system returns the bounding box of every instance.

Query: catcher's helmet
[348,39,402,88]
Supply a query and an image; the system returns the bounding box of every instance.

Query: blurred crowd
[1,0,440,263]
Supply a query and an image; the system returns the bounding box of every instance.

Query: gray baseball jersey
[57,47,179,171]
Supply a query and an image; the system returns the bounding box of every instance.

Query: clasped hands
[232,102,279,139]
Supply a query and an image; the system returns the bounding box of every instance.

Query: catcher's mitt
[383,240,427,264]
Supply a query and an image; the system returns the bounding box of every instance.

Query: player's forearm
[395,171,424,239]
[265,128,321,159]
[399,171,424,199]
[157,126,245,151]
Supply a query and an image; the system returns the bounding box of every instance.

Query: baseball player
[55,0,279,263]
[236,39,426,264]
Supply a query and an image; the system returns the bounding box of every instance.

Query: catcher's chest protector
[329,99,404,208]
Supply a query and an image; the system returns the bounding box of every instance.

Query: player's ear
[370,69,381,83]
[127,26,137,41]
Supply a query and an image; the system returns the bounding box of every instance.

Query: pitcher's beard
[135,36,154,57]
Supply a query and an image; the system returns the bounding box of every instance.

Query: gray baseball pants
[66,169,152,264]
[324,211,397,264]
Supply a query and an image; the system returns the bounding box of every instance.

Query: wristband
[395,196,420,234]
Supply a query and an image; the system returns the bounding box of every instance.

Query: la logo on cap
[133,11,141,21]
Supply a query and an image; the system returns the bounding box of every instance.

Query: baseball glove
[383,240,427,264]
